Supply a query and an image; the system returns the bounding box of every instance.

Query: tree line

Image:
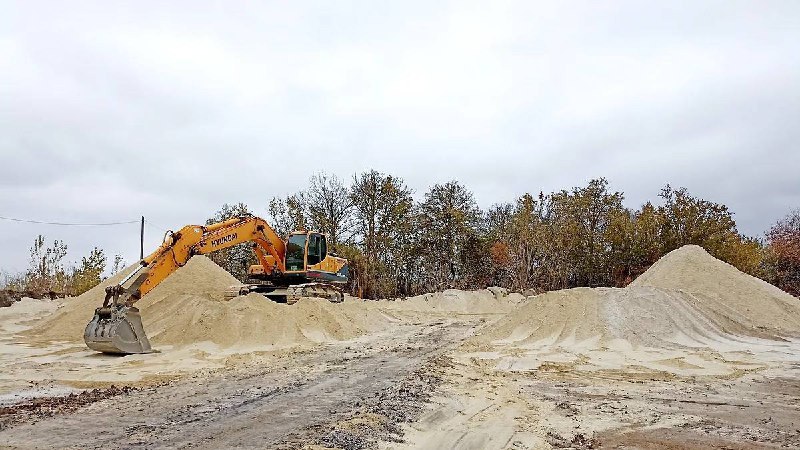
[3,173,797,300]
[210,172,800,299]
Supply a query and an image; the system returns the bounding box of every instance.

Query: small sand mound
[384,289,524,316]
[477,245,800,349]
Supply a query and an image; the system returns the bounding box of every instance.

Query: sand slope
[478,245,800,347]
[471,245,800,376]
[631,245,800,335]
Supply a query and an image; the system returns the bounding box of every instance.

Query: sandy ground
[1,246,799,449]
[380,246,800,449]
[381,341,800,449]
[0,317,487,448]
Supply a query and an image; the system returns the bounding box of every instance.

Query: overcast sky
[1,1,798,274]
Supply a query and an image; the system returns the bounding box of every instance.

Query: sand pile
[27,256,396,350]
[0,298,63,335]
[631,245,800,335]
[476,245,800,350]
[144,294,396,349]
[383,288,524,317]
[27,262,142,343]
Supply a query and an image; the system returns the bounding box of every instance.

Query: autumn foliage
[6,174,795,301]
[764,210,800,296]
[260,173,796,299]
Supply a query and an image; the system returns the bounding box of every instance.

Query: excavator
[84,215,349,355]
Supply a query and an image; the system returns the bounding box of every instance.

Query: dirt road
[0,319,480,449]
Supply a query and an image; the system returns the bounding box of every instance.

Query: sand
[7,245,797,381]
[631,244,800,335]
[0,255,523,396]
[26,256,516,350]
[469,245,800,377]
[25,256,391,349]
[387,246,800,449]
[380,288,524,318]
[2,245,799,447]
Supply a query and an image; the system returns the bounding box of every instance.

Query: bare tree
[349,170,414,298]
[305,172,353,249]
[267,194,307,238]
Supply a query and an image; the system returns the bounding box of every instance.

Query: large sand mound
[29,256,236,344]
[477,245,800,349]
[631,245,800,335]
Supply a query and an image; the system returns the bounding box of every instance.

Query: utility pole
[140,216,145,260]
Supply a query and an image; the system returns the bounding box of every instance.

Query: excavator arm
[86,215,286,354]
[107,216,286,307]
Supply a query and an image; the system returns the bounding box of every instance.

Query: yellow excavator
[84,215,349,355]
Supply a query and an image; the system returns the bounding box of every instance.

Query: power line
[144,219,171,233]
[0,215,139,226]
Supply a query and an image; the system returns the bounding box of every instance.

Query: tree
[607,202,661,286]
[305,173,354,249]
[349,170,414,298]
[550,178,627,287]
[483,202,515,288]
[656,185,762,274]
[25,235,68,293]
[69,247,107,295]
[498,192,574,291]
[206,202,255,281]
[110,254,126,276]
[0,271,25,291]
[417,181,481,290]
[764,209,800,296]
[267,194,307,238]
[657,185,737,253]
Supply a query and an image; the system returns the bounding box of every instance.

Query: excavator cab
[282,231,348,282]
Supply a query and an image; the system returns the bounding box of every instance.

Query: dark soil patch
[0,385,138,430]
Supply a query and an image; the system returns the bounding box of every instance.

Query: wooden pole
[140,216,145,260]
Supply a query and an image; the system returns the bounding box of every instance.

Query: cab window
[307,234,321,265]
[286,234,307,271]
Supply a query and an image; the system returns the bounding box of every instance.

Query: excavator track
[286,283,345,305]
[224,283,344,304]
[224,285,251,301]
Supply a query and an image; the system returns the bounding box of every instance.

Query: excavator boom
[114,217,286,306]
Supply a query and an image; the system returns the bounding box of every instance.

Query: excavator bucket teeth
[84,305,153,354]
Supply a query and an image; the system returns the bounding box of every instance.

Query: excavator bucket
[84,305,152,354]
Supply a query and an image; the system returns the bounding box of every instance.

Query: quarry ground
[2,247,800,449]
[0,318,481,449]
[1,313,798,449]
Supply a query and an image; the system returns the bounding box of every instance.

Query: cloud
[1,0,798,272]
